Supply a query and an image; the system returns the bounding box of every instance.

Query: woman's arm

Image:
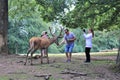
[83,33,92,39]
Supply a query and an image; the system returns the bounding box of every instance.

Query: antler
[57,26,64,38]
[49,26,64,38]
[49,27,55,37]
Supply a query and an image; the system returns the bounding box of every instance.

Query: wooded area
[0,0,120,58]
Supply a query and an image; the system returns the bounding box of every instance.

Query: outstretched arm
[59,38,65,45]
[83,33,92,39]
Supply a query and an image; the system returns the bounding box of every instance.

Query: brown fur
[24,27,63,65]
[24,37,60,65]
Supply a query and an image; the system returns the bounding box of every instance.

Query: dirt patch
[0,53,119,80]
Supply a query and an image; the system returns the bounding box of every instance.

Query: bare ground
[0,53,120,80]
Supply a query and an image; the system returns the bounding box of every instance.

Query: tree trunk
[116,38,120,64]
[0,0,8,54]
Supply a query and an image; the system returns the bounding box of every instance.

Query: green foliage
[8,0,49,53]
[35,0,76,22]
[91,30,119,52]
[8,0,120,54]
[60,0,120,30]
[48,44,60,53]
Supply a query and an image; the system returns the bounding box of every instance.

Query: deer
[24,27,63,65]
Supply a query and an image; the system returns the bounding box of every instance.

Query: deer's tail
[29,41,35,49]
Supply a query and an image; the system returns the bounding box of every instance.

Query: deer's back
[29,37,41,49]
[40,38,50,48]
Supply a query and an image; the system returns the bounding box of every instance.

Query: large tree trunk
[0,0,8,54]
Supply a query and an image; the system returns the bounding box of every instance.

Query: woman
[41,31,48,38]
[83,28,94,63]
[41,31,49,56]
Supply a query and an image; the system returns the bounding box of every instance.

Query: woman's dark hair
[45,31,47,34]
[90,29,94,37]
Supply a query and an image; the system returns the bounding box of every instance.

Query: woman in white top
[83,28,94,62]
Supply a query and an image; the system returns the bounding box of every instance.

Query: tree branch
[85,1,120,18]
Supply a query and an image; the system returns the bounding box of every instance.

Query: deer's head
[49,26,63,46]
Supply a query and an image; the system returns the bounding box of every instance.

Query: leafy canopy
[36,0,120,30]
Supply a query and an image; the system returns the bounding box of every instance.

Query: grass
[0,76,9,80]
[109,63,120,73]
[19,51,118,57]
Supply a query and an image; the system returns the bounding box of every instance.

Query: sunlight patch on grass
[19,51,117,57]
[0,76,9,80]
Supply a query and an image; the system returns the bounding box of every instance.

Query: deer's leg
[24,48,32,65]
[46,48,49,64]
[42,49,45,57]
[30,48,37,65]
[40,49,44,64]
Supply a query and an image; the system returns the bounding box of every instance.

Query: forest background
[8,0,120,54]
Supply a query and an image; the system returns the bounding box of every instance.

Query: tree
[35,0,120,30]
[35,0,75,22]
[0,0,8,54]
[8,0,49,53]
[35,0,120,65]
[60,0,120,30]
[116,39,120,64]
